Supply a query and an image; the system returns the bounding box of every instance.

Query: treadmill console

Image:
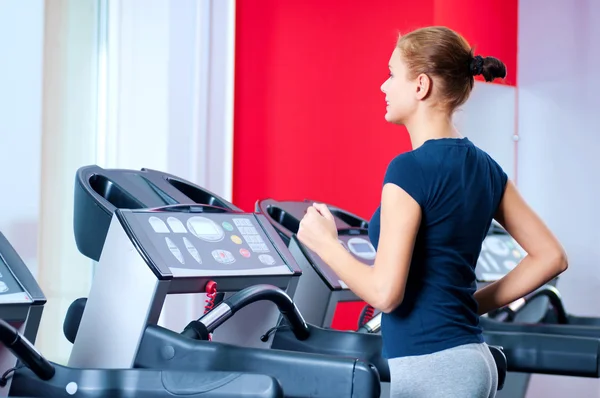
[305,234,375,290]
[476,225,526,282]
[0,233,46,395]
[119,209,294,278]
[0,256,31,305]
[257,199,375,291]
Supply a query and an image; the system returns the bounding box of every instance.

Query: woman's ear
[415,73,432,100]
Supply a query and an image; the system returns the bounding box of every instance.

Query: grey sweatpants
[388,343,498,398]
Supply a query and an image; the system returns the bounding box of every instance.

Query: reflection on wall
[453,81,517,181]
[518,0,600,396]
[0,0,45,276]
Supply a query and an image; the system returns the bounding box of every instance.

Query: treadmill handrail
[183,285,310,341]
[0,319,55,381]
[493,285,568,323]
[480,316,600,339]
[358,313,381,334]
[522,285,568,323]
[336,227,369,235]
[147,204,243,214]
[483,330,600,378]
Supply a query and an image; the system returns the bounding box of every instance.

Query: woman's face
[380,48,420,125]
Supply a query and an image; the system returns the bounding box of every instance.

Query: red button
[239,248,251,258]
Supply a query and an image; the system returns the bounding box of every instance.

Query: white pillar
[36,0,101,364]
[0,0,45,278]
[96,0,236,333]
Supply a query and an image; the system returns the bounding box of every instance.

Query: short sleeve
[496,164,509,209]
[498,163,508,191]
[485,153,508,202]
[383,153,427,207]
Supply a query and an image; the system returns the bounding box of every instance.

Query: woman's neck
[405,108,461,149]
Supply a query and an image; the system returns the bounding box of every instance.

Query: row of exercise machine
[0,165,599,397]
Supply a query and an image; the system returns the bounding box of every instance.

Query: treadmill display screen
[304,235,376,290]
[188,219,220,236]
[0,255,31,304]
[352,243,373,253]
[476,233,525,282]
[130,212,293,278]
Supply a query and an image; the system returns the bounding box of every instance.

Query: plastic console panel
[135,325,381,398]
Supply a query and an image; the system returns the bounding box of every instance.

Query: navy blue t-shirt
[368,137,508,359]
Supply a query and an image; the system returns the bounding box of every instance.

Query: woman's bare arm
[475,180,568,315]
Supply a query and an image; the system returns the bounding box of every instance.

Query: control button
[0,281,8,293]
[187,216,224,242]
[233,218,253,227]
[503,260,517,271]
[149,216,170,233]
[239,248,251,258]
[244,235,264,244]
[484,236,510,256]
[165,237,185,264]
[167,217,187,233]
[258,254,276,266]
[231,235,242,244]
[249,243,269,253]
[477,255,491,272]
[347,237,376,260]
[238,226,258,235]
[483,252,500,271]
[212,250,235,264]
[222,221,234,231]
[183,237,202,264]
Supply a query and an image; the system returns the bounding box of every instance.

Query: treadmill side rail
[11,364,284,398]
[483,331,600,377]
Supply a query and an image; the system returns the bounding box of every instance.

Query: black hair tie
[470,55,484,76]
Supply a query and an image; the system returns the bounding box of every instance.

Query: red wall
[233,0,518,219]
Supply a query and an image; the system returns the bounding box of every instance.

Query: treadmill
[0,232,283,397]
[63,166,508,397]
[65,165,382,398]
[472,222,600,397]
[478,222,600,327]
[256,199,377,331]
[62,166,595,397]
[254,198,600,397]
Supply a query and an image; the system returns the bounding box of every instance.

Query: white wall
[36,0,103,364]
[0,0,45,276]
[518,0,600,396]
[454,81,517,181]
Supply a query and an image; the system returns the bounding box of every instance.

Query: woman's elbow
[540,247,568,276]
[376,292,404,314]
[552,249,568,274]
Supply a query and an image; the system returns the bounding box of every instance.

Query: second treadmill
[255,197,600,397]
